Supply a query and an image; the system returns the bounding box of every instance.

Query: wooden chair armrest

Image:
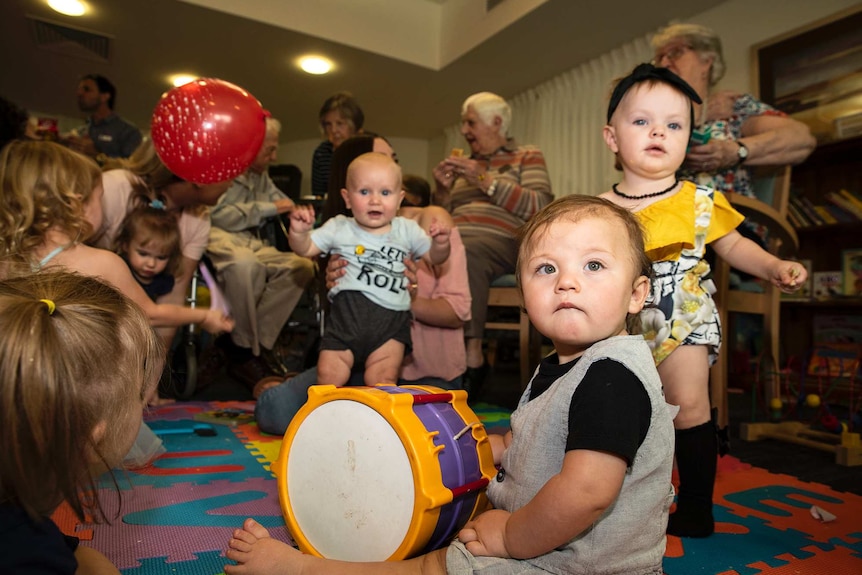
[726,192,799,257]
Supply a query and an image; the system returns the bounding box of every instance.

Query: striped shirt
[311,140,333,196]
[448,142,553,238]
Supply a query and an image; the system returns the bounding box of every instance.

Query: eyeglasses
[652,44,693,66]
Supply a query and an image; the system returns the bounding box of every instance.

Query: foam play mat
[54,400,862,574]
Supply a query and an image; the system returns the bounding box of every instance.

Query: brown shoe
[228,356,279,391]
[252,375,288,400]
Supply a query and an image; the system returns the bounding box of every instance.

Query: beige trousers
[208,231,315,355]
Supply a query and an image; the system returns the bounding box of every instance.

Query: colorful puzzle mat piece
[231,416,283,474]
[118,550,228,575]
[119,422,274,488]
[86,477,288,570]
[53,401,862,575]
[663,457,862,574]
[471,402,512,432]
[77,401,290,573]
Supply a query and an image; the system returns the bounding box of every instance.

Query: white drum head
[286,399,415,561]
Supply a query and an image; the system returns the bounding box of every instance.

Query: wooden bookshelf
[782,298,862,308]
[779,136,862,365]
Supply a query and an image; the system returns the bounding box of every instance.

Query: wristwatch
[485,179,497,197]
[735,141,749,165]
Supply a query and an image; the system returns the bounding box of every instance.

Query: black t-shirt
[139,272,175,301]
[529,354,651,465]
[0,503,79,574]
[121,256,175,302]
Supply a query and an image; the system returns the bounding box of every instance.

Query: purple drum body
[385,386,488,552]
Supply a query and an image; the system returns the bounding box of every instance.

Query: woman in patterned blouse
[651,23,815,197]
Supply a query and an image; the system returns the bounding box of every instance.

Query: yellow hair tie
[39,299,56,315]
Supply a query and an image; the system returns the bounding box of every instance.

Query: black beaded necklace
[612,178,679,200]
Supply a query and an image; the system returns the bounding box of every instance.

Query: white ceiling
[0,0,727,142]
[179,0,552,70]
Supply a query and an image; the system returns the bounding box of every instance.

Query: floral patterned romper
[635,181,744,367]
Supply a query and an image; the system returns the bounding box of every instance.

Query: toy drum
[275,384,496,561]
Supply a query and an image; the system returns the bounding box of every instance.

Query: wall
[680,0,860,95]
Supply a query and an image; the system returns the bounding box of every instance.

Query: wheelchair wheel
[171,339,199,400]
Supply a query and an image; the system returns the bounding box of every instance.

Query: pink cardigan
[401,228,471,382]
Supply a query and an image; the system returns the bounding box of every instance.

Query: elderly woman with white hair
[432,92,552,398]
[652,23,815,196]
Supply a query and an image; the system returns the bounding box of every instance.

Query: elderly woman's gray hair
[265,116,282,137]
[462,92,511,136]
[652,23,726,87]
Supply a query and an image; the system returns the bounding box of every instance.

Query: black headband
[607,63,702,123]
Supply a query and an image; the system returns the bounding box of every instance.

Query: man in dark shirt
[63,74,142,161]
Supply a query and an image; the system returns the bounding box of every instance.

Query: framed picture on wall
[753,6,862,144]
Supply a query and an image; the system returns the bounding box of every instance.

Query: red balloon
[151,78,266,184]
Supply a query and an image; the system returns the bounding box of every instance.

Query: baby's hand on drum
[459,509,511,558]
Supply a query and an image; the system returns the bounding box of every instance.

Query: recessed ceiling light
[298,56,333,75]
[47,0,87,16]
[169,74,197,87]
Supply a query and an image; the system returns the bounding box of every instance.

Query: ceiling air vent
[27,16,112,63]
[835,111,862,141]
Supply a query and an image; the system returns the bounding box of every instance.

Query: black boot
[714,407,731,457]
[667,421,716,538]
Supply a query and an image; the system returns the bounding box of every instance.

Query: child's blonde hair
[0,272,164,522]
[516,194,653,330]
[346,152,402,192]
[0,141,101,267]
[116,196,183,277]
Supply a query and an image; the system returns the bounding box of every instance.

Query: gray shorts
[321,291,412,366]
[446,541,550,574]
[446,541,664,574]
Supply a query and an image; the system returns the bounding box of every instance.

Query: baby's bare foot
[225,519,302,575]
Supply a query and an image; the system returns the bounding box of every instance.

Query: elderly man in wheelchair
[206,116,315,389]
